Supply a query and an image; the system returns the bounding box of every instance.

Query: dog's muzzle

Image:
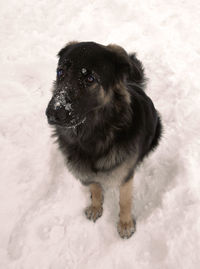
[46,94,86,128]
[46,103,67,125]
[45,88,72,124]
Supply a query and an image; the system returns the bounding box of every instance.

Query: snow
[54,90,72,111]
[0,0,200,268]
[81,68,87,74]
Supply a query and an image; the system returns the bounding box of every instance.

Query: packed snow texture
[0,0,200,268]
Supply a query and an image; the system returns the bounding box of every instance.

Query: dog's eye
[57,69,63,77]
[87,75,95,83]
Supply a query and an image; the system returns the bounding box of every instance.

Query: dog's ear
[107,44,131,80]
[57,41,78,58]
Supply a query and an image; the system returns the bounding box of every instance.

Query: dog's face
[46,41,130,128]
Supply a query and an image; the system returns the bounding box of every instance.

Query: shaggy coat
[46,41,162,238]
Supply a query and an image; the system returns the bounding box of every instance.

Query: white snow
[54,90,72,111]
[81,68,87,74]
[0,0,200,268]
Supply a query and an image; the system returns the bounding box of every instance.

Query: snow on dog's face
[46,41,130,128]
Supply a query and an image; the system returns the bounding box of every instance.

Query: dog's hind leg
[117,177,136,239]
[85,183,103,222]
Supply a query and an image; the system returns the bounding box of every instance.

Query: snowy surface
[1,0,200,268]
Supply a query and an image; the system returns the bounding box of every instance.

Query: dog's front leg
[117,177,136,239]
[85,183,103,222]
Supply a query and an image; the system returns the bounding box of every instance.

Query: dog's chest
[67,157,133,188]
[57,130,137,187]
[65,146,137,188]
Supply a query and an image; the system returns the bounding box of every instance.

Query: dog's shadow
[132,151,179,221]
[105,137,180,223]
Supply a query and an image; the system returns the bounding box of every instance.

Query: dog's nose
[46,102,67,125]
[47,114,56,124]
[46,105,56,125]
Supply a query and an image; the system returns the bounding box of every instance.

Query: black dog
[46,41,162,239]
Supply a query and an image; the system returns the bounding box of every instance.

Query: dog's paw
[84,205,103,222]
[117,219,136,239]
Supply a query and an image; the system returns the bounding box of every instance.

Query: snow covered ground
[1,0,200,268]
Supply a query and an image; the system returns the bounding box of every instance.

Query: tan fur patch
[90,183,103,208]
[119,177,133,223]
[107,44,128,57]
[98,86,113,105]
[65,40,78,46]
[85,183,103,222]
[118,178,136,238]
[115,81,131,104]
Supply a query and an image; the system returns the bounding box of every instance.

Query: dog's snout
[46,104,56,125]
[47,114,56,124]
[46,99,67,125]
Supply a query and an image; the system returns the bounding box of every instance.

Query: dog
[46,41,162,239]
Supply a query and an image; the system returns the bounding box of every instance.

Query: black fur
[46,41,162,186]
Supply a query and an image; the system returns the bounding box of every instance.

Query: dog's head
[46,41,131,128]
